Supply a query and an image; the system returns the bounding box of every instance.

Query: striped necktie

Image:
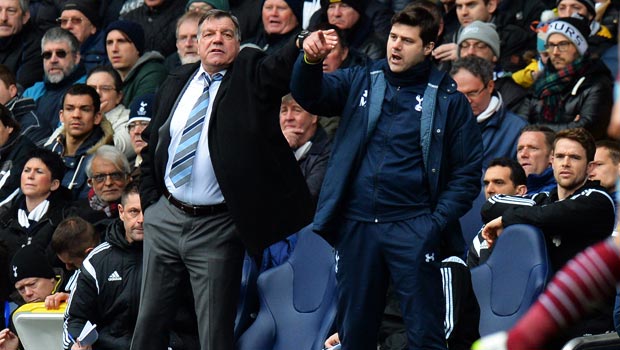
[170,72,222,188]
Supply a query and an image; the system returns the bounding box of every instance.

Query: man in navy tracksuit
[291,6,483,350]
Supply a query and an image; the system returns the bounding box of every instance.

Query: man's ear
[515,184,527,196]
[487,0,498,15]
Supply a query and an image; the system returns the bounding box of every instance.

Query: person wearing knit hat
[104,20,167,107]
[457,20,500,62]
[545,16,591,59]
[186,0,230,12]
[59,0,108,72]
[322,0,368,21]
[557,0,596,18]
[555,0,614,59]
[530,17,613,140]
[323,0,368,30]
[10,244,58,303]
[128,93,154,172]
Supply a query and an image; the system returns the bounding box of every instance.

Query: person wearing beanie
[58,0,108,72]
[123,0,186,58]
[457,20,530,118]
[530,16,613,140]
[105,20,167,107]
[310,0,384,60]
[557,0,614,58]
[292,5,483,350]
[127,93,154,176]
[10,244,58,303]
[186,0,230,12]
[244,0,302,55]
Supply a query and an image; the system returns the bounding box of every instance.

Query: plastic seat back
[13,301,66,350]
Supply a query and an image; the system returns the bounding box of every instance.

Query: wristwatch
[296,30,311,49]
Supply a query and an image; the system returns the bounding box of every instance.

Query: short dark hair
[26,148,65,182]
[198,9,241,41]
[0,104,19,135]
[63,84,101,115]
[596,140,620,165]
[450,55,494,86]
[88,65,123,92]
[121,181,140,206]
[0,64,16,89]
[520,125,556,153]
[51,217,99,258]
[487,157,527,187]
[403,0,442,41]
[554,128,596,162]
[391,6,439,46]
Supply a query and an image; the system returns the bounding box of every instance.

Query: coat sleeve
[63,266,99,349]
[431,93,483,231]
[502,189,615,233]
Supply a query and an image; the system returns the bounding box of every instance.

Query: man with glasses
[451,55,526,168]
[68,145,132,235]
[126,93,153,179]
[530,17,613,140]
[0,0,43,89]
[57,0,107,72]
[457,20,530,117]
[23,27,86,136]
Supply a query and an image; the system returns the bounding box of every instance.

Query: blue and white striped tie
[170,72,222,188]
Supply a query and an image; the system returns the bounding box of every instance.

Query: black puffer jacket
[63,219,142,350]
[529,58,613,140]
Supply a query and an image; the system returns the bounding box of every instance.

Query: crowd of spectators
[0,0,616,349]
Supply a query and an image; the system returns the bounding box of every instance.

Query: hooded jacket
[120,51,167,107]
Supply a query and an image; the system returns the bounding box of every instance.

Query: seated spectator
[165,11,202,71]
[309,0,385,59]
[482,128,616,344]
[0,149,71,303]
[47,84,114,200]
[122,0,185,57]
[23,28,86,134]
[530,17,613,140]
[456,21,530,117]
[126,93,154,178]
[467,157,528,268]
[105,20,167,107]
[589,139,620,194]
[57,0,108,73]
[86,66,133,160]
[245,0,302,55]
[280,93,331,204]
[45,217,100,310]
[0,244,64,350]
[70,145,131,235]
[0,0,43,89]
[557,0,615,58]
[0,104,37,212]
[318,23,367,72]
[517,125,557,195]
[0,65,46,145]
[451,56,527,168]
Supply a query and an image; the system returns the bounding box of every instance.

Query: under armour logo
[359,90,368,107]
[12,266,17,278]
[425,253,434,262]
[415,95,423,112]
[334,251,340,273]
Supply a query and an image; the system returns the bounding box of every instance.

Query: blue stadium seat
[234,252,259,339]
[235,225,337,350]
[460,188,486,246]
[471,224,551,336]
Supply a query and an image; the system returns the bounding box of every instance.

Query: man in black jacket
[133,10,314,350]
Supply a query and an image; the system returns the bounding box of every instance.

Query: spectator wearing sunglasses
[23,28,87,139]
[57,0,108,73]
